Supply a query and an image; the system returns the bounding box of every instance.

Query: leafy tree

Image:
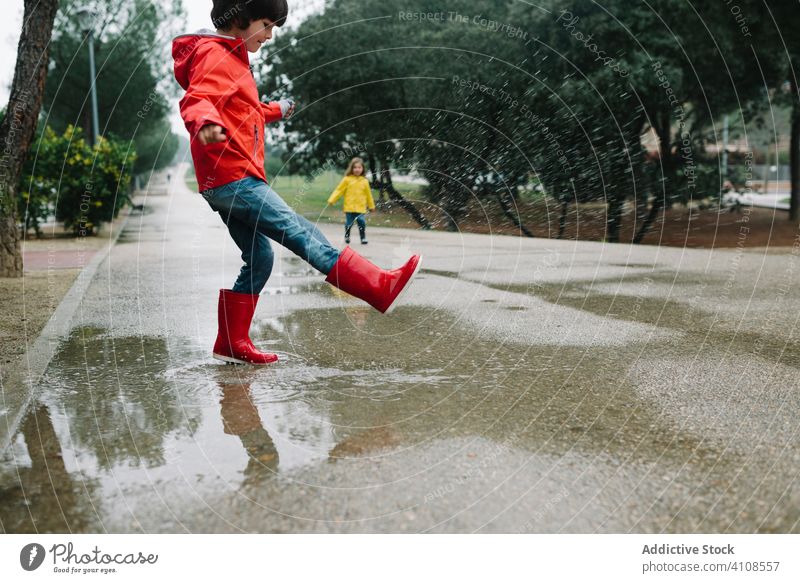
[268,0,792,241]
[44,0,184,174]
[21,125,136,235]
[510,0,786,241]
[269,0,649,238]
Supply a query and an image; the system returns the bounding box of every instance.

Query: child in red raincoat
[173,0,421,365]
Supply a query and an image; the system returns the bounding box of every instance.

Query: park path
[1,163,799,533]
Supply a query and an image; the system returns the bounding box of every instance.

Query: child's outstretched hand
[278,99,295,119]
[198,124,227,145]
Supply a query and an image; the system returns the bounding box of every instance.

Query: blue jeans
[201,176,340,294]
[344,212,366,232]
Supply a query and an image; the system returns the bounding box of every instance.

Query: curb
[0,205,135,453]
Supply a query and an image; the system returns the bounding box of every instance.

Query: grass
[184,165,426,228]
[184,166,800,247]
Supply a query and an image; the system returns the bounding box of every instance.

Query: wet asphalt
[1,165,799,533]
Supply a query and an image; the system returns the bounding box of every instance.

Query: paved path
[1,164,799,533]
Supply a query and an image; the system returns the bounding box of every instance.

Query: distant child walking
[172,0,421,365]
[327,157,375,244]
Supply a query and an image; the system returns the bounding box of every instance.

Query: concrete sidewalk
[1,163,799,533]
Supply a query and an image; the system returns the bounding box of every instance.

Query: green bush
[19,125,136,235]
[18,123,54,236]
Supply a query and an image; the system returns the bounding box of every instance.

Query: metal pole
[87,30,100,146]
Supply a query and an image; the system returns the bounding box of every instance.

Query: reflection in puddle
[219,375,279,486]
[0,402,98,532]
[261,282,330,296]
[329,426,402,460]
[1,300,795,533]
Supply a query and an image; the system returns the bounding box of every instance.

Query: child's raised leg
[203,176,340,275]
[203,176,422,356]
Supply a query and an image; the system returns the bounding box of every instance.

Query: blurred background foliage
[265,0,798,240]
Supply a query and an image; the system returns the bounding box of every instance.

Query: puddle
[480,277,800,370]
[275,255,319,278]
[262,283,327,296]
[0,403,100,533]
[1,302,796,533]
[420,268,461,278]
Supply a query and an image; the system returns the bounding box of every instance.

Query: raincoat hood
[172,29,284,191]
[172,29,249,91]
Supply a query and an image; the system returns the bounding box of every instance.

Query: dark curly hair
[211,0,289,31]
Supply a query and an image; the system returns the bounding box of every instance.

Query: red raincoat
[172,31,283,191]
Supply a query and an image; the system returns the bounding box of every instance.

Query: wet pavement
[2,165,799,533]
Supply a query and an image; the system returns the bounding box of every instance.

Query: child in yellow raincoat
[327,157,376,244]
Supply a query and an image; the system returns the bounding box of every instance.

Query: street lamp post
[76,7,100,146]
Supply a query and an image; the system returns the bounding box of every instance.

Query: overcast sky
[0,0,322,129]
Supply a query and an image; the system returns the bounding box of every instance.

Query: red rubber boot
[324,247,422,313]
[213,289,278,364]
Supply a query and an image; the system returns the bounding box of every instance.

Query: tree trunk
[558,198,569,239]
[634,115,672,243]
[496,187,534,237]
[0,0,60,277]
[634,193,663,244]
[635,188,649,226]
[442,193,460,232]
[606,195,623,243]
[479,107,534,236]
[655,112,675,201]
[790,76,800,222]
[378,159,431,229]
[367,153,385,204]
